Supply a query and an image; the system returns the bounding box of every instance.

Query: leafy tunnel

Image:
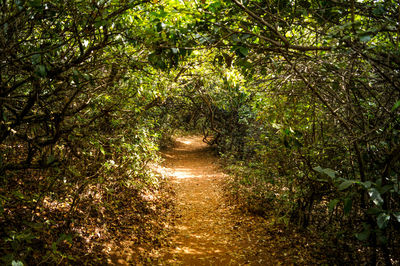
[1,0,399,264]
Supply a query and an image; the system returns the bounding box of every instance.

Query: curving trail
[159,136,248,265]
[108,135,317,265]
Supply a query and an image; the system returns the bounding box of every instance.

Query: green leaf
[379,184,392,195]
[313,166,323,172]
[361,181,372,189]
[16,0,24,9]
[355,229,370,241]
[372,5,385,16]
[100,146,105,155]
[31,54,41,65]
[13,191,25,199]
[366,207,382,215]
[283,128,291,135]
[368,188,383,206]
[238,46,249,57]
[392,100,400,112]
[12,261,24,266]
[377,213,390,229]
[328,199,340,212]
[35,64,47,77]
[393,212,400,222]
[359,35,372,42]
[338,180,353,190]
[29,0,42,8]
[313,166,336,179]
[344,198,352,215]
[208,1,222,12]
[323,168,336,179]
[241,34,251,41]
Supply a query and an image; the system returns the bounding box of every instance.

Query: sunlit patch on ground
[155,136,248,264]
[148,136,324,265]
[180,139,193,145]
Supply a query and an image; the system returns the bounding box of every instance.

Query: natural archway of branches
[1,0,399,264]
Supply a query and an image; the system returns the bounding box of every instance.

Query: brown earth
[158,135,249,265]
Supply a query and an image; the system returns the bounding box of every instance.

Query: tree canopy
[1,0,399,264]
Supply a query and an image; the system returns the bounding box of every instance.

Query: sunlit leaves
[368,188,384,206]
[393,212,400,223]
[377,213,390,229]
[11,261,24,266]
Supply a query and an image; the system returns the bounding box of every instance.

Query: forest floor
[150,135,325,265]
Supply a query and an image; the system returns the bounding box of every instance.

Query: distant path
[159,136,247,265]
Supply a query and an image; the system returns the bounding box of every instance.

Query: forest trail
[159,136,249,265]
[109,136,321,265]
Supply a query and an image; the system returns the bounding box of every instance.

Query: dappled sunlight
[171,168,219,179]
[179,139,194,145]
[172,169,195,179]
[158,136,247,264]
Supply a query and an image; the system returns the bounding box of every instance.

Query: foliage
[0,0,178,264]
[1,0,399,264]
[160,0,400,263]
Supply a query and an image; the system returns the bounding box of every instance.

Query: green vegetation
[1,0,399,264]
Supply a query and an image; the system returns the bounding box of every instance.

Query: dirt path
[107,135,320,265]
[159,136,248,265]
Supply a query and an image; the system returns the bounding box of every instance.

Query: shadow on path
[159,136,247,265]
